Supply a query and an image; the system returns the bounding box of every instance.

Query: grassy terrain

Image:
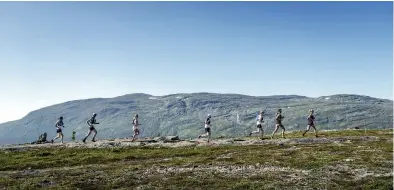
[0,93,392,145]
[0,129,392,189]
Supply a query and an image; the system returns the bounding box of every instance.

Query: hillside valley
[0,93,392,145]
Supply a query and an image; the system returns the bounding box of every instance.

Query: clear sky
[0,2,392,123]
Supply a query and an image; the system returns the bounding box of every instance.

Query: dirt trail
[0,135,381,151]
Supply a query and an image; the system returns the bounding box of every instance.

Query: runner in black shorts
[303,109,318,138]
[82,113,99,143]
[51,116,65,144]
[249,111,264,139]
[271,109,286,139]
[198,114,212,143]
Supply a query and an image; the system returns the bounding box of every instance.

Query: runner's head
[207,114,211,118]
[278,109,282,113]
[309,109,314,113]
[259,111,264,115]
[59,116,63,120]
[135,114,139,118]
[92,113,97,117]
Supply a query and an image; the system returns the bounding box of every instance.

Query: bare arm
[55,120,60,127]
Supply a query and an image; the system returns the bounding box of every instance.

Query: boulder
[154,136,180,143]
[167,136,180,141]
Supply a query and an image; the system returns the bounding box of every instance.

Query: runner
[131,114,140,142]
[51,116,65,144]
[271,109,286,139]
[249,111,264,139]
[198,114,212,143]
[303,109,318,137]
[82,113,99,143]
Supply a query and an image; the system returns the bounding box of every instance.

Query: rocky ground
[0,129,392,189]
[0,129,389,151]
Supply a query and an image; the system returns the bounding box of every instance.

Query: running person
[82,113,99,143]
[131,114,140,141]
[51,116,65,144]
[271,109,286,139]
[198,114,212,143]
[249,111,265,139]
[302,109,318,137]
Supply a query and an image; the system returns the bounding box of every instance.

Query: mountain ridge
[0,92,392,145]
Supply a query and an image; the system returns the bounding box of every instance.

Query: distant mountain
[0,93,392,145]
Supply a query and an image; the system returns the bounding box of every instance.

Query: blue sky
[0,2,392,123]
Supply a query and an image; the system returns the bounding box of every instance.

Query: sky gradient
[0,2,392,123]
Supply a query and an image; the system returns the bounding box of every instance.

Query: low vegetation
[0,129,392,189]
[0,93,392,145]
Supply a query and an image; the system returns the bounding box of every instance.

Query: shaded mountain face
[0,93,392,145]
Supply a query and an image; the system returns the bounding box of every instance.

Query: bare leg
[199,131,211,142]
[131,129,139,141]
[53,136,60,141]
[92,129,97,142]
[52,133,62,143]
[281,125,286,138]
[311,125,318,137]
[303,125,312,136]
[271,125,279,139]
[250,128,264,139]
[61,133,64,144]
[250,129,260,135]
[83,130,92,143]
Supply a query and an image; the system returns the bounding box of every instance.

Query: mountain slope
[0,93,392,145]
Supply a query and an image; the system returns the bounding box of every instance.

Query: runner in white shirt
[249,111,264,140]
[198,114,212,143]
[131,114,140,142]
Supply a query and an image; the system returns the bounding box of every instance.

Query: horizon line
[0,91,391,125]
